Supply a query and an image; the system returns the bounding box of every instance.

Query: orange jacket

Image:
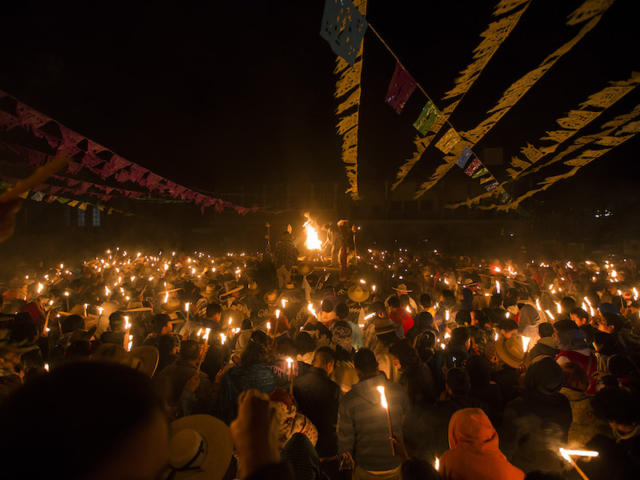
[440,408,524,480]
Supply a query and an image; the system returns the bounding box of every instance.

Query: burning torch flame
[522,336,531,352]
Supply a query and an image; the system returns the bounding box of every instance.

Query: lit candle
[545,310,555,321]
[496,281,501,294]
[123,316,131,350]
[281,298,288,308]
[64,291,70,311]
[44,364,49,372]
[83,304,88,316]
[286,357,294,395]
[376,386,395,456]
[522,335,531,352]
[559,448,594,480]
[435,457,440,471]
[444,332,451,340]
[185,302,190,323]
[196,328,211,374]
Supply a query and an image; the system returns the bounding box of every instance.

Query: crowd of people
[1,237,640,479]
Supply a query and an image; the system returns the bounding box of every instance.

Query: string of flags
[319,0,618,213]
[445,72,640,210]
[0,90,260,215]
[323,0,368,200]
[0,180,136,217]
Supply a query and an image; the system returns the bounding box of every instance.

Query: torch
[376,385,395,456]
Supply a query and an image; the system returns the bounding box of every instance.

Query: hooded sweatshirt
[440,408,524,480]
[337,374,410,472]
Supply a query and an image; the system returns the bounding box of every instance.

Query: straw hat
[263,290,280,306]
[495,336,525,369]
[392,284,412,293]
[375,317,397,335]
[462,279,477,287]
[247,281,258,291]
[168,414,233,480]
[297,263,315,277]
[285,283,295,290]
[161,297,182,313]
[348,286,370,303]
[201,283,222,300]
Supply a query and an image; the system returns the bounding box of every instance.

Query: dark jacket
[491,365,521,411]
[153,359,211,407]
[499,390,572,474]
[498,357,572,475]
[337,374,410,472]
[581,428,640,480]
[293,367,342,457]
[214,362,276,424]
[529,337,559,361]
[99,331,125,345]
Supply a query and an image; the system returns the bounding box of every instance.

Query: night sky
[1,0,639,212]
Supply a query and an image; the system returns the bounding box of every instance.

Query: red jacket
[388,308,414,335]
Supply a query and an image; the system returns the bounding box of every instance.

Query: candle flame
[444,332,451,339]
[376,386,388,410]
[435,457,440,471]
[561,448,599,458]
[496,281,501,294]
[220,333,226,345]
[546,310,555,321]
[275,310,280,319]
[522,335,531,352]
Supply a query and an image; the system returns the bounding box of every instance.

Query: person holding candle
[153,339,213,415]
[337,348,410,480]
[293,347,342,468]
[498,356,572,475]
[579,387,640,480]
[99,311,127,346]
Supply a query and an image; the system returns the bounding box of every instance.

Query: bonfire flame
[304,221,322,251]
